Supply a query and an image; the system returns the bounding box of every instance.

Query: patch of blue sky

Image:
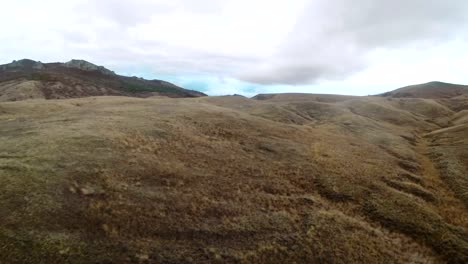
[113,68,396,97]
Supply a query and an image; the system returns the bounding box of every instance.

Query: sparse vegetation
[120,80,186,95]
[29,73,56,82]
[0,89,467,263]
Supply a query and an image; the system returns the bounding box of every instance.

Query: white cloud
[238,0,468,84]
[1,0,468,95]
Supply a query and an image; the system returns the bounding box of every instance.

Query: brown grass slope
[0,93,467,263]
[380,81,468,99]
[0,59,206,102]
[425,123,468,207]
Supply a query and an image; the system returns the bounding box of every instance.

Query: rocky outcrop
[1,59,44,70]
[64,59,116,75]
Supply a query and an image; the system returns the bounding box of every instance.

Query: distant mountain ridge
[0,59,206,101]
[252,82,468,101]
[3,60,468,103]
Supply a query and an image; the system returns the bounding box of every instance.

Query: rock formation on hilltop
[64,59,116,76]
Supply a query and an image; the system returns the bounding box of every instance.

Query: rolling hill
[380,81,468,99]
[0,59,206,101]
[0,76,467,263]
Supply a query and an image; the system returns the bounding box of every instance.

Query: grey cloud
[78,0,225,28]
[239,63,363,85]
[65,37,257,76]
[240,0,468,85]
[9,0,466,86]
[77,0,169,27]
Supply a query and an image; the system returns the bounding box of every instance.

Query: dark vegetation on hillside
[0,59,206,100]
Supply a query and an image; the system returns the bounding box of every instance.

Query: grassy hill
[380,81,468,99]
[0,92,467,263]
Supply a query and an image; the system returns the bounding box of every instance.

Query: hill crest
[379,81,468,99]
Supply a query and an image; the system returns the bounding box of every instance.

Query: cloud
[74,0,227,29]
[239,0,468,84]
[1,0,468,92]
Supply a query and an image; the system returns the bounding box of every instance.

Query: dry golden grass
[0,95,466,263]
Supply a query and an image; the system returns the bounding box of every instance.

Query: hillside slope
[380,81,468,99]
[0,59,206,101]
[0,93,467,263]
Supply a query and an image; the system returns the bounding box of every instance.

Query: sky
[1,0,468,96]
